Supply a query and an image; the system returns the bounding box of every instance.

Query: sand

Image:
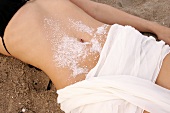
[0,0,170,113]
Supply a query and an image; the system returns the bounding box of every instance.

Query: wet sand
[0,0,170,112]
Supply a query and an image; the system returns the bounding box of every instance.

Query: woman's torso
[4,0,111,89]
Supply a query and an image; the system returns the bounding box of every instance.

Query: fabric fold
[57,24,170,113]
[58,75,170,113]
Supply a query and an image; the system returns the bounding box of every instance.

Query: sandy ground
[0,0,170,113]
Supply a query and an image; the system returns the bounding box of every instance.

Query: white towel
[57,24,170,113]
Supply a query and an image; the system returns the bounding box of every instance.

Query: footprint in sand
[115,0,145,7]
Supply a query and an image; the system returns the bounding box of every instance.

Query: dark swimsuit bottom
[0,0,29,54]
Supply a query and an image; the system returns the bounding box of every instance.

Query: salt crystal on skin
[69,18,94,36]
[44,18,85,76]
[96,24,108,35]
[53,35,89,77]
[43,17,64,41]
[43,17,109,78]
[90,38,102,53]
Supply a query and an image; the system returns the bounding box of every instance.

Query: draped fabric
[57,24,170,113]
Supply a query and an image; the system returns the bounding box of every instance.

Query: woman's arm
[70,0,170,44]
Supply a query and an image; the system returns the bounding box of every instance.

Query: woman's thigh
[143,53,170,113]
[156,53,170,90]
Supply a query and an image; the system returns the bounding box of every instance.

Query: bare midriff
[4,0,111,89]
[5,0,170,91]
[3,1,170,113]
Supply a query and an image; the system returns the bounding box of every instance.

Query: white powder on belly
[90,38,102,53]
[69,19,94,35]
[44,17,109,78]
[53,35,89,77]
[44,18,61,39]
[52,35,102,77]
[96,24,109,35]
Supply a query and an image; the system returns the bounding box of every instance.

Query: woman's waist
[47,27,112,89]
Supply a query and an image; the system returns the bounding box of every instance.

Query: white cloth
[57,24,170,113]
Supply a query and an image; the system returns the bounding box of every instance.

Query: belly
[35,0,112,88]
[5,0,111,89]
[44,16,111,89]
